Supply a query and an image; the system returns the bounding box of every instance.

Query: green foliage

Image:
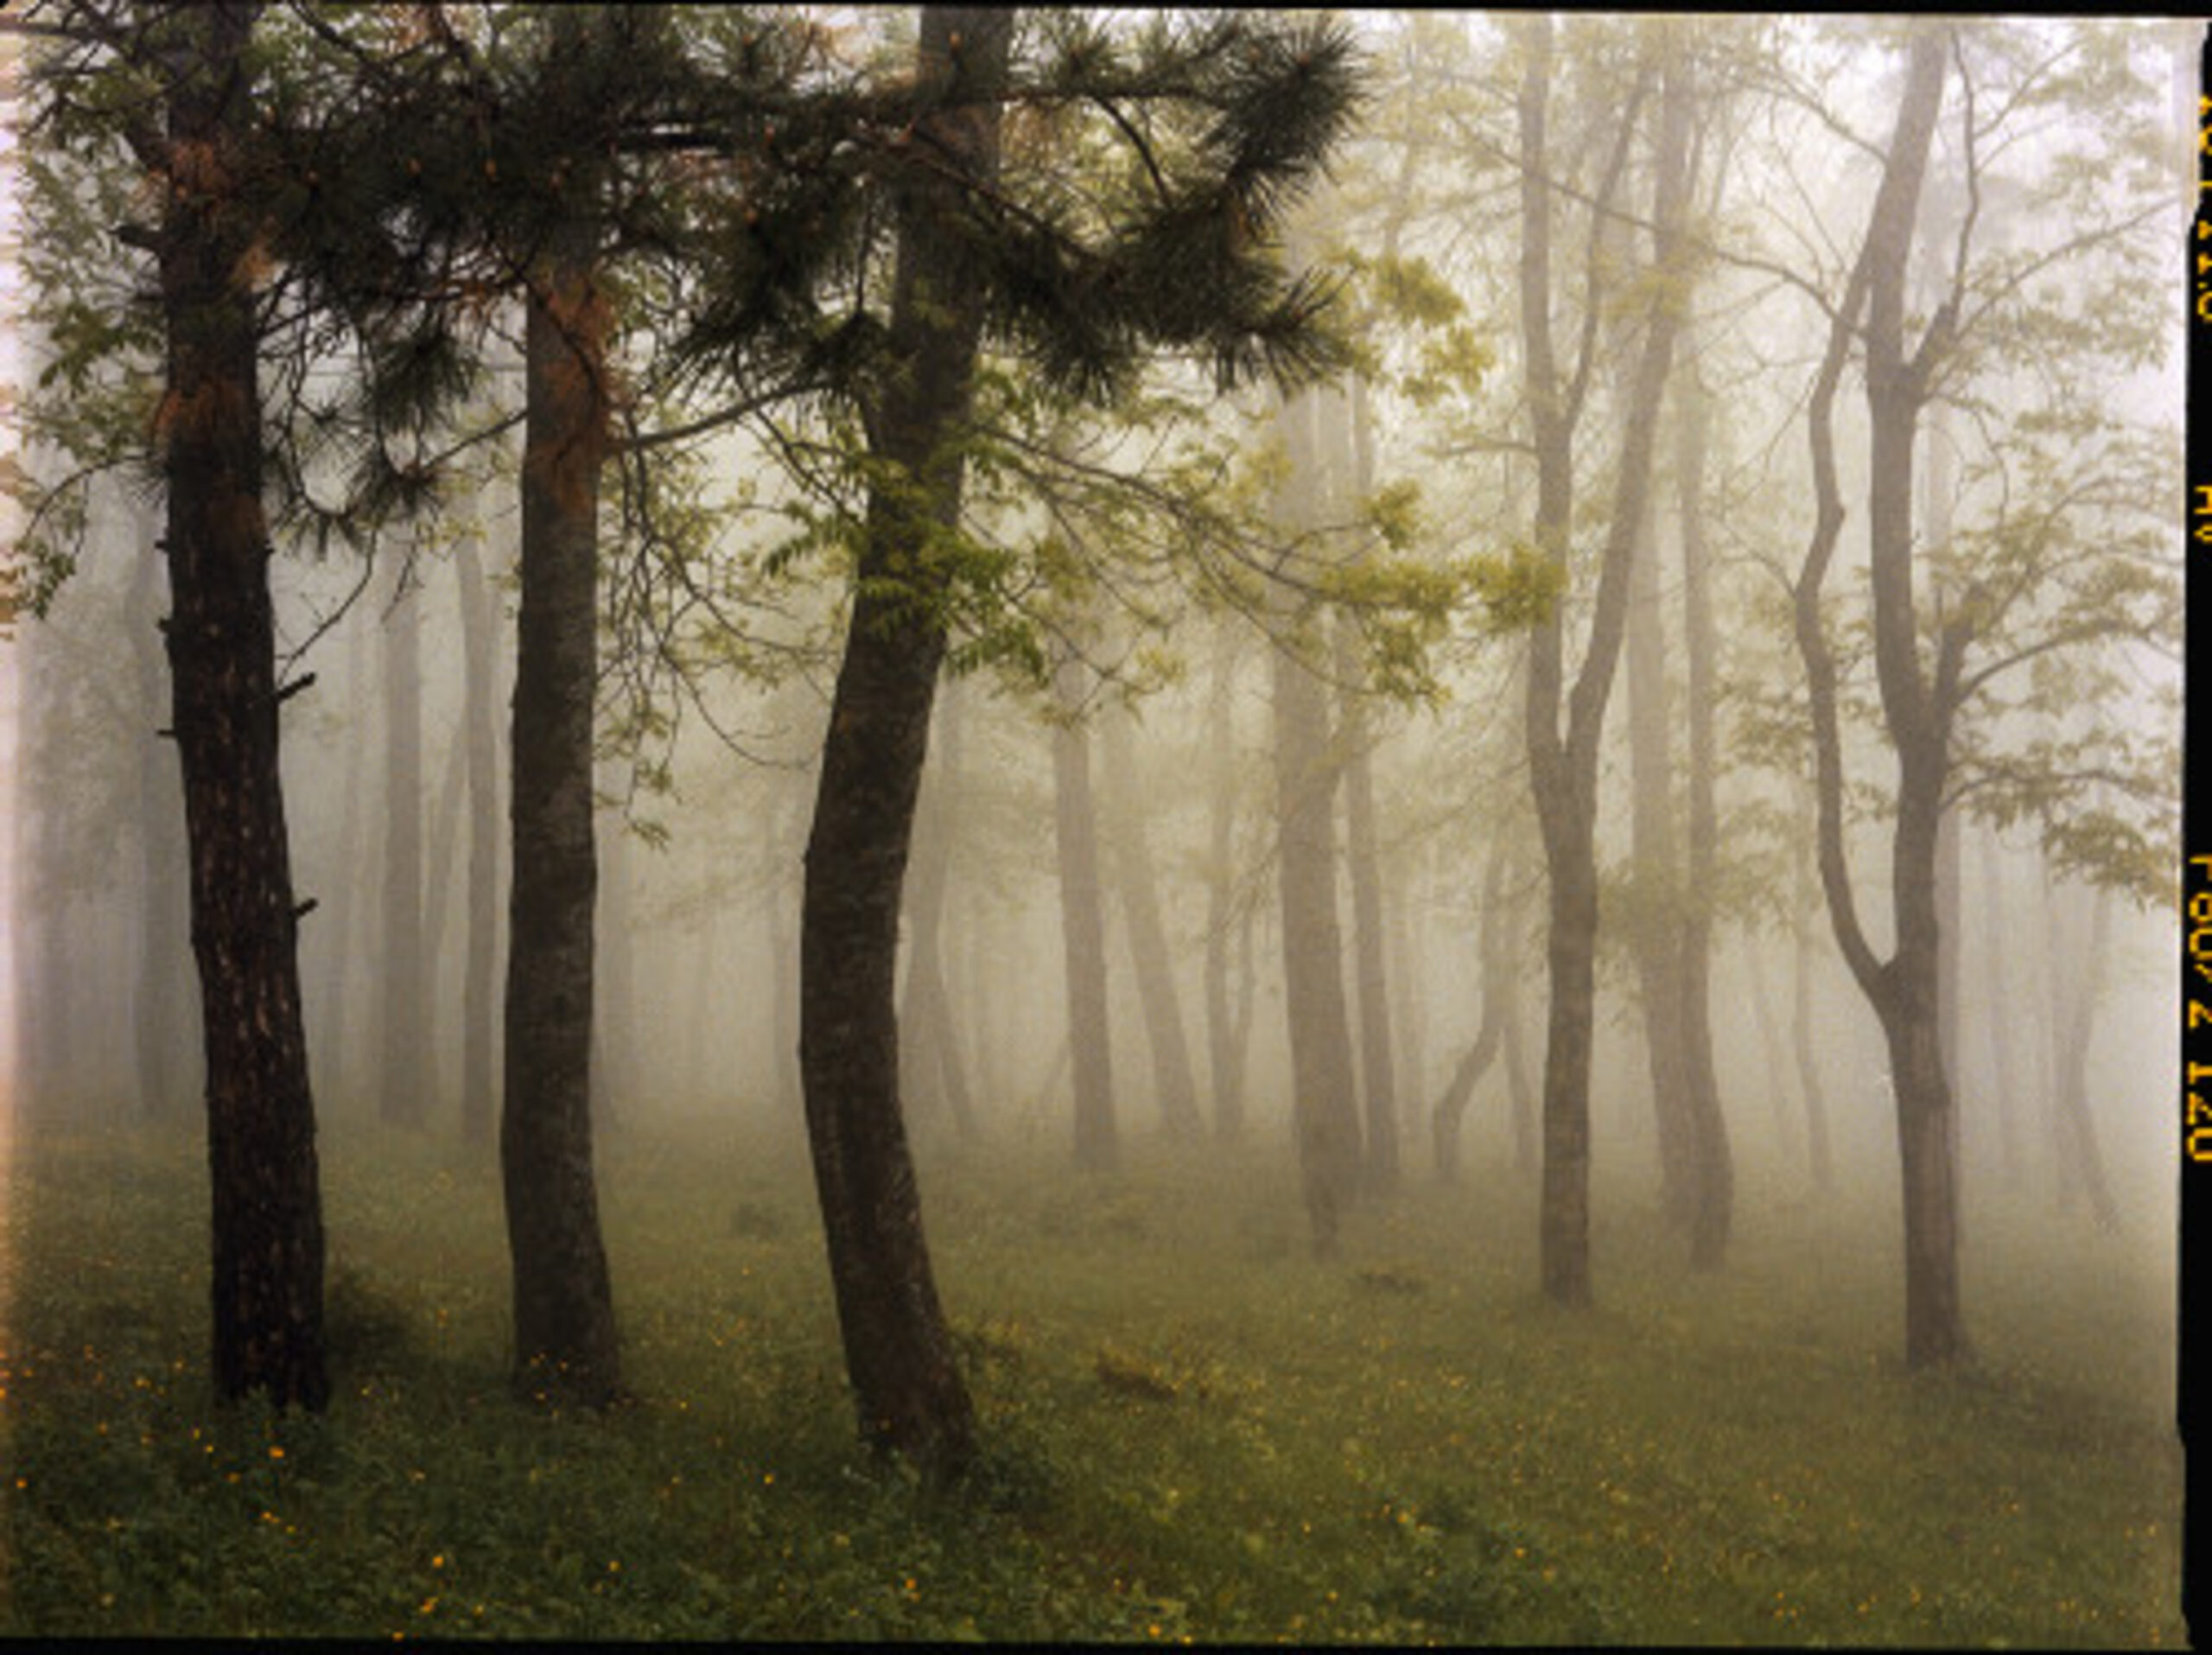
[0,1122,2182,1645]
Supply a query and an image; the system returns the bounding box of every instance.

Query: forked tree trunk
[156,0,327,1411]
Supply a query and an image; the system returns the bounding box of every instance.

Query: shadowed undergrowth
[0,1114,2182,1644]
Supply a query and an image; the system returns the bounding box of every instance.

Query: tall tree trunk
[1622,491,1699,1235]
[1268,385,1363,1259]
[798,6,1009,1478]
[1338,379,1400,1192]
[456,526,501,1148]
[380,553,429,1128]
[1672,356,1732,1270]
[1520,19,1687,1307]
[1202,618,1250,1143]
[502,222,621,1407]
[1052,654,1117,1170]
[1099,710,1203,1140]
[156,0,327,1410]
[1790,26,1964,1368]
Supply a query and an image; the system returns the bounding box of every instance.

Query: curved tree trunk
[157,0,327,1411]
[1432,836,1509,1181]
[798,6,1009,1479]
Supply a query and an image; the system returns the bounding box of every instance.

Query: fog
[0,10,2189,1639]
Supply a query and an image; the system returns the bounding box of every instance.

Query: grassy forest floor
[0,1111,2183,1645]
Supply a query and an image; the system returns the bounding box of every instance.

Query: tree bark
[502,222,621,1407]
[156,0,327,1411]
[798,5,1009,1478]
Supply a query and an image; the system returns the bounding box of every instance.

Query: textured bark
[1100,710,1203,1140]
[1789,780,1836,1193]
[1268,388,1363,1259]
[502,226,621,1407]
[798,5,1008,1477]
[456,528,501,1148]
[156,0,327,1411]
[379,556,429,1128]
[1052,658,1117,1171]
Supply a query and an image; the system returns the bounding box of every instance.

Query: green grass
[0,1114,2184,1644]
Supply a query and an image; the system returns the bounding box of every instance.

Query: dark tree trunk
[456,527,501,1148]
[380,553,429,1128]
[502,226,621,1407]
[1268,386,1363,1259]
[156,0,327,1411]
[1052,656,1118,1171]
[1100,710,1203,1140]
[798,5,1009,1478]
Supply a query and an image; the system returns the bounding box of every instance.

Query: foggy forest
[0,6,2190,1644]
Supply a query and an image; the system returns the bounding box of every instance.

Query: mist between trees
[0,5,2187,1498]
